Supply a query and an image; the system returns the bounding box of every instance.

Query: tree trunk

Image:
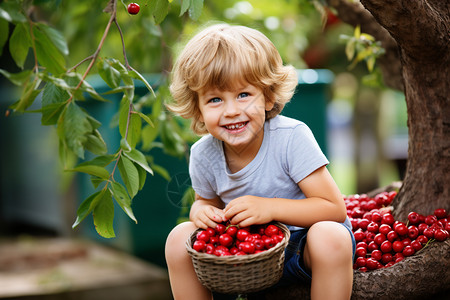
[327,0,450,222]
[357,0,450,220]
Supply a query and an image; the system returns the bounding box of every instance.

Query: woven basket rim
[186,222,290,264]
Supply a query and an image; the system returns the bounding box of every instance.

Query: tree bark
[250,239,450,300]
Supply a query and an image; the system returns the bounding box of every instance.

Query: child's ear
[265,100,275,112]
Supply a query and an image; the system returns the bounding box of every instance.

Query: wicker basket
[186,222,290,294]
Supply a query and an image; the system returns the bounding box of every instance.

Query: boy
[165,23,355,300]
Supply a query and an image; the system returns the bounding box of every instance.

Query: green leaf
[9,22,31,69]
[41,81,70,125]
[33,25,66,75]
[128,67,156,97]
[98,57,121,89]
[123,149,153,175]
[93,190,115,238]
[0,2,27,23]
[38,23,69,56]
[119,97,141,148]
[84,130,108,155]
[91,177,106,189]
[10,79,42,112]
[72,191,101,229]
[58,102,92,159]
[189,0,203,20]
[161,120,186,157]
[354,25,361,39]
[69,164,110,180]
[135,111,154,127]
[366,56,376,72]
[179,0,190,16]
[151,0,169,24]
[118,156,139,198]
[77,154,116,168]
[120,137,132,152]
[110,181,137,223]
[136,164,147,190]
[345,39,356,61]
[0,69,32,86]
[0,18,8,56]
[141,123,159,150]
[151,163,170,181]
[41,102,67,125]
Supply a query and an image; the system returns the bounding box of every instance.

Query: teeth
[225,122,246,130]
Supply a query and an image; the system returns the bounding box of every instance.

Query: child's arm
[189,194,226,229]
[223,165,347,228]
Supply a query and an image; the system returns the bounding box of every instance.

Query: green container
[77,69,333,267]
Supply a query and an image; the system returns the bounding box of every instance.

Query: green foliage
[340,25,385,73]
[0,0,197,238]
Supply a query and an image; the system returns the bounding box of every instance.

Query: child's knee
[165,221,197,262]
[307,221,352,262]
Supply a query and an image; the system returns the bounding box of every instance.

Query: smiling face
[198,82,274,156]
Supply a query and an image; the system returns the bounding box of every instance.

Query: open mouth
[223,121,248,130]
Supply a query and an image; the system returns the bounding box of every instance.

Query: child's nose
[223,99,240,117]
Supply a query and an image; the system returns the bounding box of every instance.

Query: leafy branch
[0,0,204,238]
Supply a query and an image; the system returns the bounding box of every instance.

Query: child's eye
[237,92,249,99]
[208,97,222,103]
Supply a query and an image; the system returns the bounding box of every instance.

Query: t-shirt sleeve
[188,143,218,200]
[286,123,329,184]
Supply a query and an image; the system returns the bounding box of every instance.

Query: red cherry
[354,230,365,242]
[379,224,392,235]
[358,219,370,230]
[380,240,392,253]
[236,229,250,241]
[434,208,447,219]
[219,233,233,247]
[371,211,383,223]
[418,223,428,234]
[416,235,428,245]
[215,223,226,234]
[374,233,387,245]
[381,213,395,225]
[410,240,422,251]
[355,247,367,258]
[386,230,399,242]
[193,240,206,252]
[425,215,437,226]
[196,230,210,243]
[356,242,368,249]
[392,240,404,253]
[407,212,420,224]
[366,258,378,270]
[265,224,279,237]
[381,253,393,264]
[263,236,276,249]
[206,228,216,237]
[225,226,238,237]
[239,241,256,254]
[367,222,379,233]
[423,227,435,239]
[205,243,215,254]
[355,257,366,267]
[434,228,449,242]
[127,3,140,15]
[394,223,408,236]
[371,249,382,261]
[368,241,379,252]
[402,245,415,257]
[407,225,419,239]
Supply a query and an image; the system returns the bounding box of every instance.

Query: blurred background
[0,0,407,299]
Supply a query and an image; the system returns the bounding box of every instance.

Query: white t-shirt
[189,115,351,230]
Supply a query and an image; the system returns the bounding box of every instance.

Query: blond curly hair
[167,23,298,135]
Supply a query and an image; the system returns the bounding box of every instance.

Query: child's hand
[191,204,226,229]
[224,195,273,227]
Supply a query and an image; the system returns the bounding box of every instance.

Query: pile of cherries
[346,191,449,271]
[192,223,285,256]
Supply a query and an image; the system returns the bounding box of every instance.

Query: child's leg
[303,221,354,300]
[165,222,212,300]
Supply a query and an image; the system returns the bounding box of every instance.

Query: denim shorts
[279,223,356,285]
